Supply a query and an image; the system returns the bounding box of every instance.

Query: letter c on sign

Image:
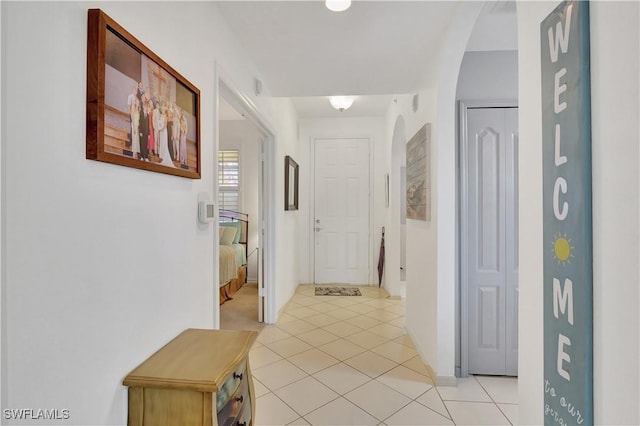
[553,177,568,220]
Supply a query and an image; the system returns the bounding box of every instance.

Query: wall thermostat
[198,201,216,224]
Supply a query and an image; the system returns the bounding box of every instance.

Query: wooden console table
[123,328,257,426]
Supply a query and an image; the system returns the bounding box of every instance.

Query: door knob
[315,227,323,232]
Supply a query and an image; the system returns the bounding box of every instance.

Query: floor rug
[315,286,362,296]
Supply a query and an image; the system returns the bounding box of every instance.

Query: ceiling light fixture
[329,96,354,112]
[325,0,351,12]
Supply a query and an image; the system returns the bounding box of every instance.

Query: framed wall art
[86,9,201,179]
[406,123,431,221]
[385,172,390,208]
[284,155,299,211]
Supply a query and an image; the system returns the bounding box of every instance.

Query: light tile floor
[251,285,518,425]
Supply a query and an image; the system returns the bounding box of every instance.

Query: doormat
[315,287,362,296]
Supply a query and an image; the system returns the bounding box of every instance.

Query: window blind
[218,149,240,212]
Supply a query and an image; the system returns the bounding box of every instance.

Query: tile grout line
[413,386,454,420]
[258,286,473,425]
[473,375,516,425]
[433,386,457,424]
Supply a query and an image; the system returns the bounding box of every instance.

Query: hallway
[249,285,518,425]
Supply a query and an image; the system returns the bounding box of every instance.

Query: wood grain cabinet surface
[123,328,257,426]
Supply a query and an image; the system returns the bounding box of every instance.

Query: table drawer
[217,378,249,426]
[235,397,252,426]
[216,359,247,412]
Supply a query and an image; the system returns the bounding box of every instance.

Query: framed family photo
[86,9,201,179]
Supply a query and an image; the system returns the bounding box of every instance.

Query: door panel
[314,138,370,284]
[466,107,518,376]
[478,129,500,272]
[478,286,500,349]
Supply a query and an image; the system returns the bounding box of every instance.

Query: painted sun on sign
[552,233,575,266]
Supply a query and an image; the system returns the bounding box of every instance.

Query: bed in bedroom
[219,209,248,305]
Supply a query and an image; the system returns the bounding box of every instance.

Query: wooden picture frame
[284,156,299,211]
[385,172,390,208]
[86,9,201,179]
[406,123,430,221]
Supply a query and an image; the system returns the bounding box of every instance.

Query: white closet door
[466,107,519,376]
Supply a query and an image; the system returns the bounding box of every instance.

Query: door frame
[458,99,518,377]
[214,65,277,325]
[309,136,374,285]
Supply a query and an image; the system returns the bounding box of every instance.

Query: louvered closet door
[466,107,519,376]
[314,138,370,285]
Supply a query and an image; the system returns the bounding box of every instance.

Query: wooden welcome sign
[541,1,593,424]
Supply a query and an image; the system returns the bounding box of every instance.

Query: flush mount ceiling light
[329,96,355,112]
[325,0,351,12]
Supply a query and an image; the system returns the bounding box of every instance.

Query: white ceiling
[466,1,518,52]
[216,1,517,118]
[216,1,457,97]
[291,94,394,118]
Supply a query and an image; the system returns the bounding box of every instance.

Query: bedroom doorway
[215,75,275,328]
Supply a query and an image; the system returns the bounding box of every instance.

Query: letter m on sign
[553,278,574,325]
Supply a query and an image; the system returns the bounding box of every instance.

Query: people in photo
[131,98,141,158]
[157,103,174,168]
[147,100,155,157]
[126,86,137,148]
[139,100,150,161]
[172,105,181,162]
[153,101,161,157]
[166,103,174,161]
[179,113,188,166]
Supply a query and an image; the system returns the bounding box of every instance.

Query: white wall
[219,120,261,281]
[269,97,301,316]
[1,2,299,424]
[432,2,485,382]
[383,2,484,382]
[388,2,484,382]
[297,117,387,287]
[517,1,639,424]
[456,50,518,101]
[387,115,406,298]
[385,91,438,370]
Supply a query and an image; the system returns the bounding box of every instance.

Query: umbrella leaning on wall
[377,227,385,288]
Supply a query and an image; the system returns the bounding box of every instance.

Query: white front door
[314,138,370,285]
[464,107,519,376]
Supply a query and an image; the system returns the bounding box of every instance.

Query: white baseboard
[436,376,457,387]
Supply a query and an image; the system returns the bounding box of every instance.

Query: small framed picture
[284,156,299,211]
